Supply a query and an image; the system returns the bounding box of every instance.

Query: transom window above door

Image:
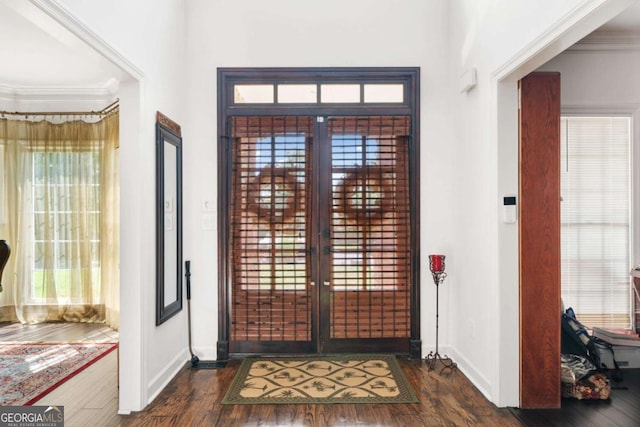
[234,83,405,104]
[219,67,418,113]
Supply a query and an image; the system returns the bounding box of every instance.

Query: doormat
[221,354,419,404]
[0,342,118,406]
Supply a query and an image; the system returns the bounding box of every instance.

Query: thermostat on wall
[503,196,517,223]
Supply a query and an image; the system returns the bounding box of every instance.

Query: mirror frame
[156,112,183,325]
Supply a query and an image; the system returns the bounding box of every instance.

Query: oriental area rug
[222,354,419,404]
[0,342,118,406]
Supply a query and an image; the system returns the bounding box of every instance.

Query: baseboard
[430,345,493,402]
[192,345,217,361]
[146,347,189,404]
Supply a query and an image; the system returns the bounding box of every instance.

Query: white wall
[448,0,635,406]
[182,0,455,363]
[55,0,188,413]
[538,49,640,106]
[57,0,456,413]
[26,0,638,413]
[538,46,640,301]
[183,0,634,409]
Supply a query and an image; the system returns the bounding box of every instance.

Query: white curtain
[0,113,119,329]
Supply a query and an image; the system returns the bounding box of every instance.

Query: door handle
[323,280,330,287]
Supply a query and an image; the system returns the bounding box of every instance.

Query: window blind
[229,116,313,342]
[328,116,411,339]
[560,116,632,329]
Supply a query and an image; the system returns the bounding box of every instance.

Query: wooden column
[519,72,561,408]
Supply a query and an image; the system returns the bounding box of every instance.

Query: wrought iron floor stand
[426,271,457,374]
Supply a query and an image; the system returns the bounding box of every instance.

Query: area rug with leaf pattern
[0,342,118,406]
[221,354,419,404]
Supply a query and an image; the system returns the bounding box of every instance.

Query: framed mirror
[156,112,183,325]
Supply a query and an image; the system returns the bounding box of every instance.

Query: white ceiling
[0,1,638,95]
[599,2,640,32]
[0,0,124,97]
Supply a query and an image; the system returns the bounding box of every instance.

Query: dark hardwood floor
[4,322,638,426]
[511,370,640,427]
[120,358,522,427]
[121,359,640,427]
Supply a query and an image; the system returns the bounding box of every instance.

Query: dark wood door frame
[519,72,561,408]
[215,68,422,360]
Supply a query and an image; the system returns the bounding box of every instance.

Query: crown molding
[492,1,632,81]
[569,30,640,52]
[30,0,144,80]
[0,80,118,111]
[561,103,640,114]
[0,1,143,110]
[0,77,117,98]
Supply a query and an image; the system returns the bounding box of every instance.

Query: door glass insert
[328,116,411,339]
[229,116,313,342]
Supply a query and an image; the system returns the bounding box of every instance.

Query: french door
[227,115,412,354]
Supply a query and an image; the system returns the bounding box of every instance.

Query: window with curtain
[560,115,632,329]
[0,113,119,328]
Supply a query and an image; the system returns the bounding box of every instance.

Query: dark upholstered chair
[0,240,9,292]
